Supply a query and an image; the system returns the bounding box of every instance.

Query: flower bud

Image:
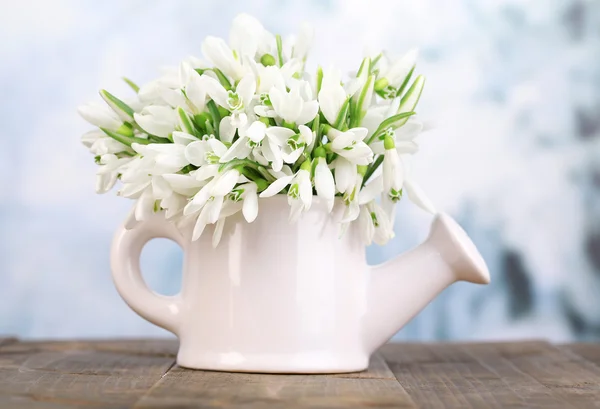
[384,134,396,150]
[313,146,327,158]
[260,54,276,66]
[374,78,389,92]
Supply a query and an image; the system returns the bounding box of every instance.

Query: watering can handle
[110,211,185,335]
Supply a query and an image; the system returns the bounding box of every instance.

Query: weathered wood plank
[134,352,416,409]
[381,342,579,409]
[0,340,176,408]
[560,343,600,369]
[0,338,178,358]
[487,342,600,408]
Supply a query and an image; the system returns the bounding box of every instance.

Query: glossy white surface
[111,196,490,373]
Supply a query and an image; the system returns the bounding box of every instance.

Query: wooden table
[1,338,600,408]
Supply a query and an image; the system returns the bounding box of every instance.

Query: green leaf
[212,68,232,90]
[316,66,324,95]
[100,128,151,147]
[395,75,425,128]
[333,98,350,129]
[207,100,221,138]
[361,155,384,187]
[366,111,416,144]
[122,77,140,93]
[351,75,375,127]
[276,34,284,67]
[395,66,415,98]
[356,57,371,79]
[100,90,135,120]
[177,107,197,136]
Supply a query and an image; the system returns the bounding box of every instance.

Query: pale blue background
[1,0,599,341]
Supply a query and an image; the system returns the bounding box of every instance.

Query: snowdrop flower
[219,120,267,162]
[374,49,418,98]
[264,125,314,165]
[382,135,404,203]
[267,82,319,126]
[318,68,347,125]
[81,130,132,156]
[229,13,275,61]
[95,154,134,194]
[78,102,124,132]
[313,147,335,212]
[228,182,259,223]
[202,36,245,81]
[203,74,256,128]
[260,161,312,222]
[327,127,373,166]
[185,137,228,167]
[134,106,178,138]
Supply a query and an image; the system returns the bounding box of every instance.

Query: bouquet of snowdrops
[79,14,435,247]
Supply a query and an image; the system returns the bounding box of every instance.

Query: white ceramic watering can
[111,195,490,373]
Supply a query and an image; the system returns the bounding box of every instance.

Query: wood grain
[487,341,600,408]
[135,352,416,409]
[381,342,586,409]
[560,343,600,368]
[0,340,176,408]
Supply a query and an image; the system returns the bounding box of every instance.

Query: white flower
[382,139,404,203]
[314,156,335,212]
[219,120,267,163]
[378,49,418,89]
[328,127,373,165]
[78,102,123,131]
[95,154,133,194]
[82,130,131,156]
[134,106,178,138]
[203,74,256,128]
[185,137,228,166]
[318,68,347,125]
[228,182,259,223]
[260,166,312,222]
[229,13,275,61]
[202,36,244,81]
[267,82,318,125]
[332,156,357,195]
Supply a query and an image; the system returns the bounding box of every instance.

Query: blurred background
[1,0,599,341]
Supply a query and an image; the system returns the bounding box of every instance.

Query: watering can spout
[363,213,490,353]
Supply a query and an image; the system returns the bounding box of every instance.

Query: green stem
[361,155,384,187]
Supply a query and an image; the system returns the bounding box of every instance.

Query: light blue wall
[1,0,599,340]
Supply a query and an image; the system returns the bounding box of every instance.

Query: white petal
[331,130,355,150]
[265,126,295,146]
[202,75,229,108]
[219,116,237,143]
[172,131,197,146]
[295,100,319,124]
[78,103,121,130]
[219,137,252,162]
[212,169,240,196]
[298,125,314,146]
[297,170,313,210]
[162,173,203,196]
[207,196,224,223]
[212,218,226,248]
[192,209,209,241]
[359,175,383,204]
[236,74,257,107]
[185,140,209,166]
[244,120,266,143]
[242,184,259,222]
[186,74,207,112]
[315,158,335,212]
[152,176,172,199]
[334,158,356,193]
[318,83,346,125]
[259,175,294,197]
[208,138,228,156]
[282,147,303,164]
